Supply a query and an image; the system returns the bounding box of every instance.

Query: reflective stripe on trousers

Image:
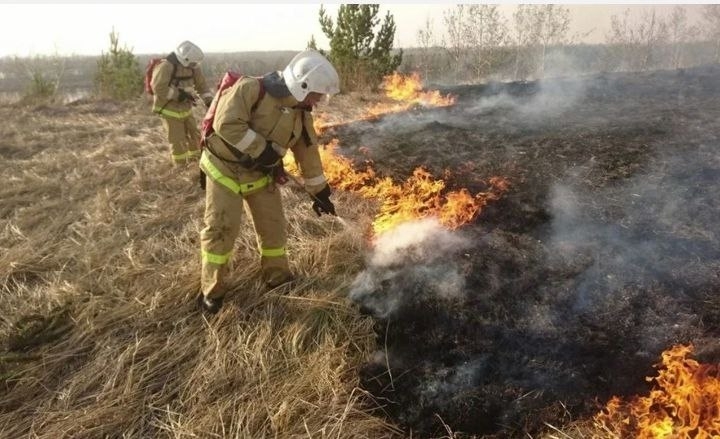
[172,150,200,163]
[200,151,281,269]
[154,107,193,119]
[260,246,285,257]
[200,173,290,297]
[201,249,233,265]
[202,245,285,266]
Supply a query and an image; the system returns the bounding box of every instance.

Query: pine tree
[94,29,143,100]
[318,4,402,91]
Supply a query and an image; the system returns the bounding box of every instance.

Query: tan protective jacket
[151,59,212,119]
[201,76,328,196]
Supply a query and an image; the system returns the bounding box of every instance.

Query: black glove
[178,89,196,104]
[312,185,336,217]
[253,142,282,172]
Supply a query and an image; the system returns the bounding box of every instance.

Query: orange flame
[312,73,457,136]
[595,344,720,439]
[289,73,503,237]
[313,112,330,136]
[366,72,457,119]
[288,140,508,236]
[381,72,456,106]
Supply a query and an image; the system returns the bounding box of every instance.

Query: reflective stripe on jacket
[200,151,271,196]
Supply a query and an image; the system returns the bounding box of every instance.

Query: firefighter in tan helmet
[150,40,214,165]
[196,49,340,314]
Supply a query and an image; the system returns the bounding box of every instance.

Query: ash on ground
[328,65,720,438]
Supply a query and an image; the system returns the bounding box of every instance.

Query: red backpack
[199,72,265,149]
[144,57,178,96]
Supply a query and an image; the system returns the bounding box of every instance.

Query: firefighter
[151,40,214,165]
[196,49,339,314]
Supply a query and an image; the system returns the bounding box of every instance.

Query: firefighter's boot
[196,293,223,314]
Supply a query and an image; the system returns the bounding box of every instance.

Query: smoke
[416,358,485,407]
[62,89,92,104]
[349,218,470,318]
[542,139,720,355]
[368,218,465,266]
[463,75,588,120]
[355,109,456,152]
[349,73,589,158]
[542,49,585,80]
[463,92,518,115]
[348,66,720,437]
[523,76,588,117]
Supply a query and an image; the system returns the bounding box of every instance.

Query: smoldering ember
[324,65,720,437]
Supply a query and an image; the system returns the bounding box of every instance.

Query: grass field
[2,65,720,438]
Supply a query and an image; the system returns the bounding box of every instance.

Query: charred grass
[326,65,720,438]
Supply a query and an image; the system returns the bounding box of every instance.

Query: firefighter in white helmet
[151,40,214,165]
[196,49,340,314]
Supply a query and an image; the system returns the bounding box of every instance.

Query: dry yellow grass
[0,96,401,438]
[0,93,616,439]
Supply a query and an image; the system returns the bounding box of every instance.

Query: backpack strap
[252,77,265,112]
[165,54,187,87]
[170,61,178,87]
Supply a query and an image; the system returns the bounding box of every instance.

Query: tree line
[3,4,720,103]
[405,4,720,84]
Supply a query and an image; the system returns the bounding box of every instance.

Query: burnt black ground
[323,65,720,438]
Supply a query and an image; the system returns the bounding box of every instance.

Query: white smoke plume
[541,139,720,354]
[352,74,588,157]
[349,218,471,318]
[464,77,588,120]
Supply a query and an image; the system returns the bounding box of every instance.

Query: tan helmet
[283,49,340,101]
[174,40,204,67]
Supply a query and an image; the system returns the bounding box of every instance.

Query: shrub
[25,71,57,101]
[14,55,65,103]
[94,29,143,100]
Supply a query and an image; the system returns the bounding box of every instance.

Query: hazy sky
[0,3,709,58]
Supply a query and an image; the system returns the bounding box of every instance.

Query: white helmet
[283,49,340,101]
[174,40,204,67]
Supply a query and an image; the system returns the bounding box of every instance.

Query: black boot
[196,293,223,314]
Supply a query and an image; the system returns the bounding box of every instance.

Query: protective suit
[197,49,340,314]
[151,41,213,165]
